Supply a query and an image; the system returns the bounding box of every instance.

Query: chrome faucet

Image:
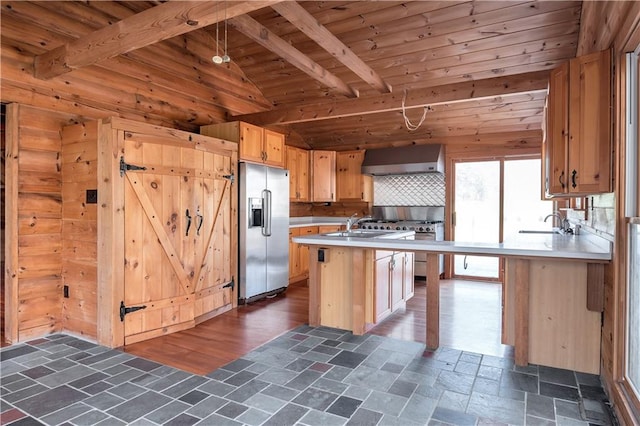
[346,214,372,231]
[544,211,571,233]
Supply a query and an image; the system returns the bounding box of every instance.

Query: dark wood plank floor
[123,279,513,375]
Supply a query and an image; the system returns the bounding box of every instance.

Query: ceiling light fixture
[212,1,230,64]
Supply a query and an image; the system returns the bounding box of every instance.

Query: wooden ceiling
[1,1,585,151]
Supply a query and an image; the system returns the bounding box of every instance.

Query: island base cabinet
[309,247,414,333]
[503,259,601,374]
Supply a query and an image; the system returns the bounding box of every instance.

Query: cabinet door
[239,122,265,164]
[289,228,301,278]
[296,149,310,201]
[375,256,392,322]
[286,147,299,200]
[287,147,310,202]
[299,226,318,275]
[390,253,404,311]
[264,129,285,168]
[568,49,611,194]
[337,151,365,200]
[403,252,415,300]
[546,62,570,195]
[312,150,336,202]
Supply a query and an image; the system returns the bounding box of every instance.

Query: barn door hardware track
[119,301,147,321]
[120,156,147,176]
[222,173,234,183]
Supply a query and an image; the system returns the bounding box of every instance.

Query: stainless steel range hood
[361,144,444,175]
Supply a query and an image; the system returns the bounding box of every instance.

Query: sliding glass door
[453,161,500,279]
[453,158,552,280]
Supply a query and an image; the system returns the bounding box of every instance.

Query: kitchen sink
[518,229,562,235]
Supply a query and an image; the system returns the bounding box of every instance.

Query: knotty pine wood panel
[289,201,370,218]
[61,121,99,340]
[234,2,575,66]
[1,1,268,121]
[577,1,636,56]
[247,4,579,82]
[4,105,80,343]
[238,4,580,103]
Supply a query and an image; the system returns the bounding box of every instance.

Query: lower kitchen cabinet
[289,226,318,283]
[375,251,413,323]
[403,252,415,300]
[314,247,415,330]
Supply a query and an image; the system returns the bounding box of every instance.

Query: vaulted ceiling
[1,1,586,150]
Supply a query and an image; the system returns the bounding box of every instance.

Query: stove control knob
[426,227,432,232]
[395,226,401,230]
[386,226,392,230]
[418,227,424,232]
[374,225,379,230]
[402,226,408,230]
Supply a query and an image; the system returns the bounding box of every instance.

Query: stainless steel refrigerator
[238,162,290,303]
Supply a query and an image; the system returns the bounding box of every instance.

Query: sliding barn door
[120,132,234,345]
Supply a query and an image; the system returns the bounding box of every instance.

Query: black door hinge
[119,301,147,322]
[120,157,147,177]
[222,173,235,183]
[222,278,235,290]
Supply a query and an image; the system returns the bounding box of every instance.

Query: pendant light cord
[224,1,228,59]
[402,89,428,131]
[215,1,220,58]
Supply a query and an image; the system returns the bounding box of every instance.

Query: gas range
[360,220,444,234]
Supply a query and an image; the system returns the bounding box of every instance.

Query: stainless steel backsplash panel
[373,173,445,207]
[372,206,445,222]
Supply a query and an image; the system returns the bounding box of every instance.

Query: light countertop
[292,230,612,261]
[289,216,348,228]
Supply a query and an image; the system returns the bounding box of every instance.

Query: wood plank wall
[577,2,640,424]
[290,202,369,218]
[61,121,99,340]
[4,104,79,343]
[0,1,270,133]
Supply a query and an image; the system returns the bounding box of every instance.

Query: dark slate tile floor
[0,326,616,425]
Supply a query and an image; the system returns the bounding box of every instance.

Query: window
[624,48,640,403]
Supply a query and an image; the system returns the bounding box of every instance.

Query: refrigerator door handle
[262,189,272,236]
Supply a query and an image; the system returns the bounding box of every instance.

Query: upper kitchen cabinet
[544,49,612,197]
[336,150,373,202]
[286,146,310,202]
[201,121,285,168]
[312,150,336,202]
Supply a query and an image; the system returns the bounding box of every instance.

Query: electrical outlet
[318,249,326,262]
[86,189,98,204]
[63,285,69,298]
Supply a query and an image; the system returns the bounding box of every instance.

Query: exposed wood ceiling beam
[271,2,392,94]
[228,14,359,99]
[310,130,543,152]
[233,71,550,126]
[34,0,281,80]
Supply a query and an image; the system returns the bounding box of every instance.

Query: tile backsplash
[373,173,445,206]
[566,192,615,238]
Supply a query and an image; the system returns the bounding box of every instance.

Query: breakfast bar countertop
[293,231,612,261]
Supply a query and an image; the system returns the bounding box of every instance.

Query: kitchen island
[293,231,612,373]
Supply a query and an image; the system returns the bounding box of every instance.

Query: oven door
[414,233,444,277]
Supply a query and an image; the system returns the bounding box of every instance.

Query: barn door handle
[185,209,192,236]
[196,210,204,236]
